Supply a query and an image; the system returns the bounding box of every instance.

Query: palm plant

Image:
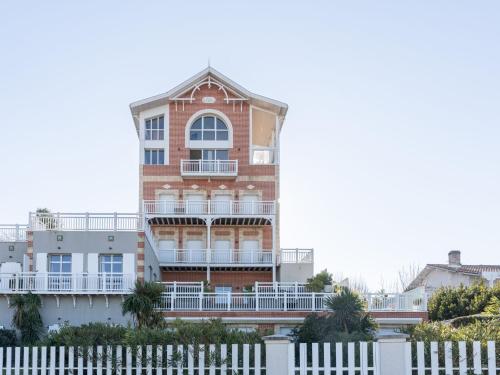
[10,292,43,344]
[122,280,165,328]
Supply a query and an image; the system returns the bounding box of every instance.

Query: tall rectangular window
[99,254,123,273]
[49,254,72,273]
[145,116,164,140]
[144,149,165,165]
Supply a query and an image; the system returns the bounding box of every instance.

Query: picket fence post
[264,335,293,375]
[375,333,410,375]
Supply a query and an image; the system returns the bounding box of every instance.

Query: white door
[241,194,259,214]
[241,240,259,263]
[213,240,232,263]
[159,193,176,214]
[0,262,21,290]
[185,193,205,214]
[186,240,204,263]
[212,194,231,214]
[159,239,177,263]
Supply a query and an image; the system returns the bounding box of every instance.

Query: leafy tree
[10,292,43,344]
[0,329,17,346]
[122,281,165,328]
[428,282,495,321]
[292,287,377,343]
[306,269,333,292]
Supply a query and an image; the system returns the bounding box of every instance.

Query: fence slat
[107,346,112,375]
[404,342,411,375]
[243,344,249,375]
[115,346,121,375]
[209,344,216,375]
[40,347,47,375]
[146,346,152,375]
[444,341,452,375]
[58,347,65,375]
[347,342,354,375]
[220,344,227,375]
[323,343,331,375]
[458,341,467,375]
[232,344,238,374]
[360,342,368,375]
[187,345,194,375]
[335,343,342,375]
[472,341,481,375]
[177,345,183,375]
[136,346,142,375]
[88,347,94,375]
[68,347,74,375]
[77,347,83,375]
[15,347,21,375]
[199,345,205,375]
[416,342,425,375]
[299,343,307,375]
[6,347,12,375]
[287,343,294,375]
[312,343,319,375]
[50,347,56,375]
[430,341,438,375]
[97,346,103,375]
[32,347,38,375]
[156,345,163,375]
[166,346,172,375]
[487,341,496,375]
[23,347,29,375]
[255,344,261,375]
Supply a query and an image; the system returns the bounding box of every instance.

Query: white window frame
[185,109,233,149]
[249,105,279,165]
[144,148,165,165]
[145,115,165,141]
[48,254,72,273]
[99,254,123,274]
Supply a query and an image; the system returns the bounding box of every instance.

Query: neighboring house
[406,250,500,294]
[0,67,427,332]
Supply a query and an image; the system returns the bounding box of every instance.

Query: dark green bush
[0,329,17,346]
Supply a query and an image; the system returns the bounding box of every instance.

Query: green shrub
[0,329,17,346]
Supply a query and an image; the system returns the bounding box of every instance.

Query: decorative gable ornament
[219,185,227,190]
[247,185,255,190]
[162,184,171,189]
[191,184,199,190]
[202,96,216,104]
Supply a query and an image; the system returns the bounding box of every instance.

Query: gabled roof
[129,67,288,134]
[406,263,500,291]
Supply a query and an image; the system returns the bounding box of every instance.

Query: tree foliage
[0,329,17,347]
[122,281,165,328]
[10,292,43,344]
[427,282,500,321]
[306,269,333,292]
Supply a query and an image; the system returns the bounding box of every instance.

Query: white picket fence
[0,341,498,375]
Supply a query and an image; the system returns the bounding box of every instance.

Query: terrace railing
[29,213,142,232]
[278,248,314,264]
[143,200,276,216]
[0,272,135,293]
[0,224,28,241]
[158,249,273,265]
[181,159,238,177]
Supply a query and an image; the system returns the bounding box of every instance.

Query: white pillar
[263,335,292,375]
[271,218,276,282]
[206,220,211,282]
[375,333,410,375]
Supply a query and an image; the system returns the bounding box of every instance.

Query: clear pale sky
[1,1,499,290]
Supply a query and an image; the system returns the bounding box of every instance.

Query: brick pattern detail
[137,232,145,281]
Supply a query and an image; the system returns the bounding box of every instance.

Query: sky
[0,1,499,291]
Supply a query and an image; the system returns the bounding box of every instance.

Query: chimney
[448,250,461,267]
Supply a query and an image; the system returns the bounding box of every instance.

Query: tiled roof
[427,264,500,274]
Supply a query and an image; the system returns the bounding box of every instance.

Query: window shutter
[123,253,135,276]
[72,253,83,274]
[87,253,99,274]
[36,253,47,273]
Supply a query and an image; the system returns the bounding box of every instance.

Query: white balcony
[143,200,276,217]
[29,212,142,232]
[181,159,238,178]
[158,249,273,266]
[0,272,135,294]
[0,224,28,241]
[278,248,314,264]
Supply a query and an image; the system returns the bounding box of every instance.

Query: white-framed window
[99,254,123,273]
[144,149,165,165]
[190,116,228,141]
[189,149,229,161]
[145,116,164,140]
[49,254,71,273]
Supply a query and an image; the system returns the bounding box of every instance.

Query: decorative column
[26,231,33,272]
[206,219,211,282]
[263,335,293,375]
[271,218,276,282]
[137,232,145,282]
[375,333,410,375]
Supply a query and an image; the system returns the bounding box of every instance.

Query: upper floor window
[145,116,164,140]
[190,115,228,141]
[49,254,71,273]
[99,254,123,273]
[144,149,164,165]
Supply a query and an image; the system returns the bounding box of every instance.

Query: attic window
[190,116,228,141]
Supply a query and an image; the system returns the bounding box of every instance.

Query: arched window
[190,115,229,141]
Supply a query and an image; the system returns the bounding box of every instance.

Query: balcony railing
[181,159,238,177]
[0,273,135,293]
[0,224,28,241]
[157,291,427,312]
[143,200,276,216]
[158,249,273,265]
[29,213,142,232]
[278,249,314,264]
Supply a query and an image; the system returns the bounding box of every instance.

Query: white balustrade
[181,159,238,177]
[0,224,28,241]
[158,249,273,265]
[278,249,314,264]
[143,200,276,216]
[29,213,142,232]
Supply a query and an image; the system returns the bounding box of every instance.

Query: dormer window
[190,115,228,141]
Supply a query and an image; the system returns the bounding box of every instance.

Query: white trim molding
[184,109,234,149]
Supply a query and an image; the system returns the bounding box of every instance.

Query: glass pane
[203,131,215,140]
[61,263,71,273]
[203,150,216,160]
[158,150,164,164]
[151,118,157,129]
[113,263,123,273]
[102,255,111,263]
[203,116,215,129]
[190,149,202,159]
[216,150,228,160]
[103,263,111,273]
[217,130,228,140]
[152,130,158,140]
[145,120,151,129]
[145,130,151,140]
[62,255,71,262]
[190,130,202,140]
[145,150,151,164]
[216,118,227,130]
[158,116,164,129]
[158,130,164,140]
[191,118,202,130]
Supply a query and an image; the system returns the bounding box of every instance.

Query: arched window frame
[185,109,233,149]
